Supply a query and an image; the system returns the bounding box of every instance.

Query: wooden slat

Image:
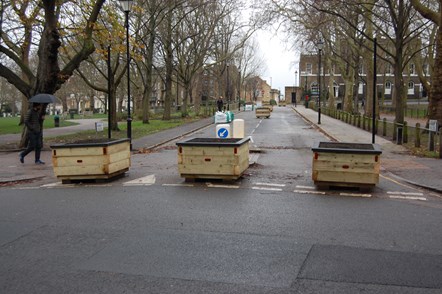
[312,151,381,185]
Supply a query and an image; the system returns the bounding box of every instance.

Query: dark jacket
[24,108,42,133]
[216,98,223,110]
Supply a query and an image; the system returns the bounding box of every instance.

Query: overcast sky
[256,29,299,97]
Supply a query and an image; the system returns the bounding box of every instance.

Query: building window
[409,63,416,75]
[306,63,312,74]
[386,64,393,75]
[311,82,318,96]
[358,82,364,94]
[408,81,415,95]
[385,81,392,95]
[333,82,339,97]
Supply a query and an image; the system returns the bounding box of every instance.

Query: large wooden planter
[176,137,250,181]
[50,138,130,183]
[256,107,271,118]
[312,142,382,189]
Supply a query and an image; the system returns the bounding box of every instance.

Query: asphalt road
[1,107,441,293]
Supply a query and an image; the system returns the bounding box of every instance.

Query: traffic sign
[217,127,229,138]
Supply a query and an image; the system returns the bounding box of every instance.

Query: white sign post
[428,120,438,151]
[95,122,104,132]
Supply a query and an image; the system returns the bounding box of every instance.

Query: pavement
[0,107,441,194]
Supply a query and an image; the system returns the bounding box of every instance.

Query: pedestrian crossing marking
[389,195,427,201]
[294,190,326,195]
[254,182,286,187]
[252,187,283,191]
[123,174,156,186]
[387,191,424,196]
[206,183,239,189]
[295,185,315,189]
[162,183,194,187]
[340,192,372,198]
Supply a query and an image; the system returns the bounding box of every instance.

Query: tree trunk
[429,26,442,127]
[163,8,173,121]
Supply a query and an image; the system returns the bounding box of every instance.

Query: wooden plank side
[314,170,379,184]
[107,159,131,174]
[181,147,236,156]
[312,151,380,185]
[314,152,379,163]
[53,155,107,167]
[106,142,130,154]
[108,149,131,163]
[53,165,105,176]
[178,163,235,175]
[53,147,105,157]
[180,155,239,166]
[313,161,379,173]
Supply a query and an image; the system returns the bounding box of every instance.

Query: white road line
[340,192,372,198]
[40,182,63,188]
[295,185,315,189]
[294,190,326,195]
[254,182,286,187]
[162,183,194,187]
[123,174,156,186]
[389,195,427,201]
[252,187,283,191]
[206,183,240,189]
[387,191,424,196]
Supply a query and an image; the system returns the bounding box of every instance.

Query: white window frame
[408,81,415,95]
[385,81,392,95]
[306,63,312,74]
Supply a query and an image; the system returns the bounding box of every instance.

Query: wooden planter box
[312,142,382,189]
[51,138,130,183]
[176,137,250,181]
[256,107,271,118]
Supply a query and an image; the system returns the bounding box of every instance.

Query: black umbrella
[29,93,57,104]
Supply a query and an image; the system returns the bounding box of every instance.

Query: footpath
[0,108,441,194]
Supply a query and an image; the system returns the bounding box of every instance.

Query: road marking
[294,190,326,195]
[254,182,286,187]
[387,191,424,196]
[296,185,315,189]
[389,195,427,201]
[340,192,372,198]
[252,187,283,191]
[162,183,194,187]
[40,182,63,188]
[206,183,240,189]
[380,174,419,190]
[123,174,156,186]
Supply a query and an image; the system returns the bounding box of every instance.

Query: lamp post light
[317,38,324,124]
[119,0,134,149]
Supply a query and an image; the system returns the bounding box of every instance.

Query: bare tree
[0,0,106,146]
[411,0,442,127]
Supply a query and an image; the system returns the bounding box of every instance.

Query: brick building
[293,52,426,106]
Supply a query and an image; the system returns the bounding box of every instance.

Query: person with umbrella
[19,93,56,164]
[217,96,224,112]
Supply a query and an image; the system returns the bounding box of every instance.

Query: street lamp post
[119,0,134,149]
[317,38,324,124]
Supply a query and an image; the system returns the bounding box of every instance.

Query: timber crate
[255,107,271,118]
[311,142,382,189]
[176,137,250,181]
[50,138,130,183]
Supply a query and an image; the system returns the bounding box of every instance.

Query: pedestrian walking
[19,103,45,164]
[217,96,224,112]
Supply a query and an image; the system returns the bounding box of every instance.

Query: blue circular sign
[217,128,229,138]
